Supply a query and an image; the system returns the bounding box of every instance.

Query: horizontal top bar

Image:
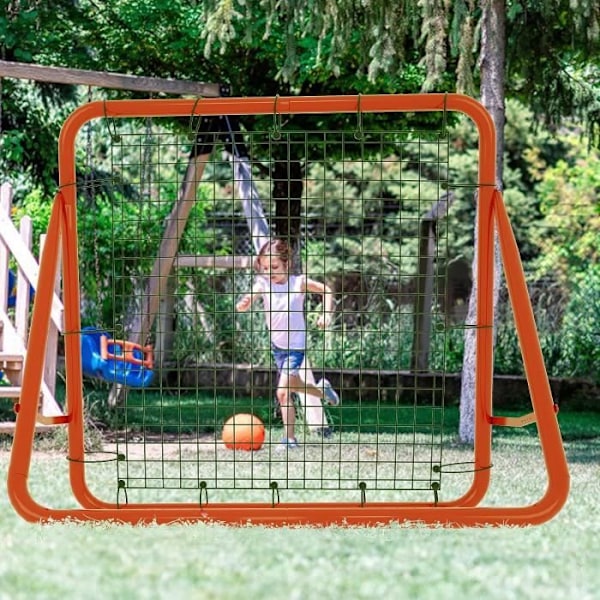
[56,94,497,197]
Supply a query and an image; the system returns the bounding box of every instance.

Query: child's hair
[255,239,291,271]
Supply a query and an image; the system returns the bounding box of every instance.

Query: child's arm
[236,281,263,312]
[304,277,335,329]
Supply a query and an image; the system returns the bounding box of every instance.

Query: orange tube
[7,94,568,526]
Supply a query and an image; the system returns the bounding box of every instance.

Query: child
[236,238,340,450]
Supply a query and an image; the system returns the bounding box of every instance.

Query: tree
[2,0,599,425]
[198,0,599,443]
[459,0,506,444]
[0,0,83,195]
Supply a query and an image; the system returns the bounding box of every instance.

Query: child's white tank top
[256,274,306,350]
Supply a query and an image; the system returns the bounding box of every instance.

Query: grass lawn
[1,403,598,600]
[82,384,600,437]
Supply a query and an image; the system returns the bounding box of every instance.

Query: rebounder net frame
[8,94,569,526]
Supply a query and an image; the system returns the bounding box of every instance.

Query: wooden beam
[108,153,211,406]
[174,255,253,270]
[135,154,210,344]
[0,185,64,331]
[0,60,224,97]
[0,421,60,435]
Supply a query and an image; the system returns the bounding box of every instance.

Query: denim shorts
[271,345,305,377]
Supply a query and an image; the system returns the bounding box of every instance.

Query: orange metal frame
[7,94,570,526]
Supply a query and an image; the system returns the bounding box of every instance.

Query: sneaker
[315,426,333,438]
[277,437,300,451]
[320,379,340,406]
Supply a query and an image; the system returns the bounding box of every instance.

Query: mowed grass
[1,402,599,600]
[86,384,600,439]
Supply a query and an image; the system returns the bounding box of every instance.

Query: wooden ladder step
[0,422,17,434]
[0,353,25,380]
[0,352,24,364]
[0,421,59,435]
[0,386,22,398]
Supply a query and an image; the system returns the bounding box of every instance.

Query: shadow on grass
[562,437,600,464]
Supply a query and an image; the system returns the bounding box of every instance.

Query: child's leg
[276,372,295,440]
[288,375,323,399]
[288,373,340,407]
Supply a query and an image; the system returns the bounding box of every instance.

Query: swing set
[78,95,157,390]
[6,85,569,527]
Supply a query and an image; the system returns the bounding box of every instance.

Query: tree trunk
[459,0,506,444]
[273,159,303,272]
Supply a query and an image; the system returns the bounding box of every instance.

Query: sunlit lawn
[1,403,598,599]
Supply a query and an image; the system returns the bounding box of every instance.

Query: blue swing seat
[7,269,35,308]
[80,326,154,388]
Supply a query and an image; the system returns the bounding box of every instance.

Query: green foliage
[506,0,600,141]
[0,80,75,196]
[200,1,423,85]
[76,180,210,328]
[493,282,562,377]
[554,265,600,380]
[173,270,272,366]
[12,186,53,254]
[0,1,83,195]
[533,135,600,280]
[2,1,599,382]
[489,262,600,383]
[77,190,166,326]
[311,312,416,371]
[2,0,599,197]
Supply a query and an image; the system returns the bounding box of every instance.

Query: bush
[555,266,600,381]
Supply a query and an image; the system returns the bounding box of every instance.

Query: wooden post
[41,233,61,398]
[155,274,176,370]
[0,181,64,418]
[0,183,12,313]
[411,192,454,371]
[108,152,211,405]
[15,216,33,346]
[132,153,211,345]
[412,219,436,371]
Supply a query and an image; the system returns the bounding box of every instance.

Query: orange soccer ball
[221,413,265,451]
